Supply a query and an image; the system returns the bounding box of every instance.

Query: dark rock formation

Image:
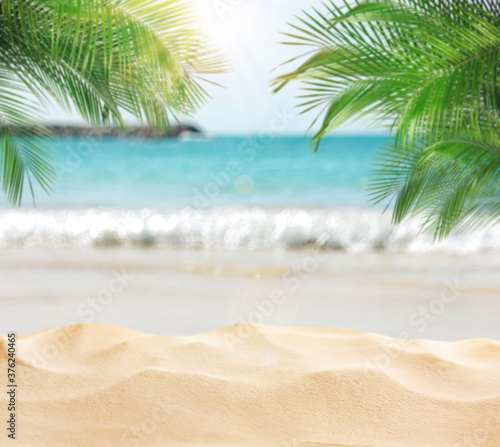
[12,124,203,138]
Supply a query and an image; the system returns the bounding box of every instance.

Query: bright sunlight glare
[196,1,268,69]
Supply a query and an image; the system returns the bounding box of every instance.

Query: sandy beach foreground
[1,323,499,446]
[1,249,500,445]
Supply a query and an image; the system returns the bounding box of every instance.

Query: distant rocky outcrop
[12,124,203,138]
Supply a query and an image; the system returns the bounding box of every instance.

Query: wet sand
[1,248,499,340]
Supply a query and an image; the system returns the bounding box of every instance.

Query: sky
[193,0,329,135]
[48,0,382,136]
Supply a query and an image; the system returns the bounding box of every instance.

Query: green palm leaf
[273,0,500,239]
[0,75,56,205]
[0,0,227,205]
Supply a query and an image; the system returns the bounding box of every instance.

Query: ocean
[1,135,499,252]
[2,135,500,341]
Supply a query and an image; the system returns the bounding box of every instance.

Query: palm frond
[0,0,227,204]
[371,134,500,239]
[0,75,56,205]
[274,0,500,238]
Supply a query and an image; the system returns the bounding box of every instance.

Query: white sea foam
[0,207,499,252]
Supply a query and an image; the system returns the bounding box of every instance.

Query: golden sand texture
[1,323,500,446]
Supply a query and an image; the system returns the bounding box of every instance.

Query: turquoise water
[0,135,497,252]
[23,135,385,209]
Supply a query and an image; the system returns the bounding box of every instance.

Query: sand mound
[1,323,500,446]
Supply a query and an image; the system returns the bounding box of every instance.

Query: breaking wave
[0,207,499,253]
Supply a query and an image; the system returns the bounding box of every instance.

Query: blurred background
[1,0,499,341]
